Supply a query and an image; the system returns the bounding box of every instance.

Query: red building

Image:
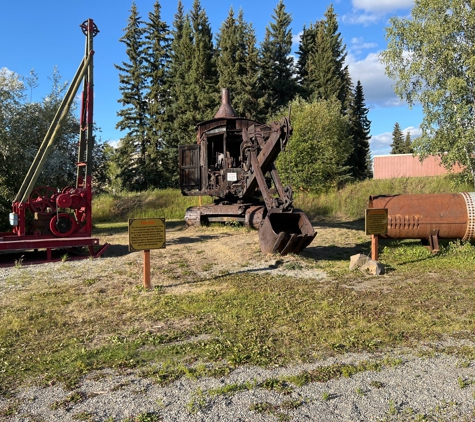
[373,154,464,179]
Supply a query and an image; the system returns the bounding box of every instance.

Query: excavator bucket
[258,210,316,255]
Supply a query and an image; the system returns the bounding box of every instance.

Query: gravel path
[1,350,475,421]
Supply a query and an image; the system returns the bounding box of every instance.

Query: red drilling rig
[0,19,108,265]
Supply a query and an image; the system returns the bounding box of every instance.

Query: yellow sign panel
[128,218,166,251]
[365,208,388,235]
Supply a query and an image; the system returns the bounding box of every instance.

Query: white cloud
[370,131,392,155]
[106,140,121,149]
[346,52,402,107]
[343,0,413,26]
[349,37,378,55]
[352,0,414,15]
[371,126,422,156]
[292,31,302,46]
[342,13,380,26]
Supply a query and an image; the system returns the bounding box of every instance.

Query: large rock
[360,259,385,275]
[349,253,385,275]
[349,253,370,271]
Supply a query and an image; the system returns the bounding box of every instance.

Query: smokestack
[214,88,238,118]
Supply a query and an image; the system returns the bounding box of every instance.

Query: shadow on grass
[93,219,186,235]
[301,241,372,262]
[312,218,365,231]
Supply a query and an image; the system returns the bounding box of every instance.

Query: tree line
[0,0,372,220]
[113,0,372,192]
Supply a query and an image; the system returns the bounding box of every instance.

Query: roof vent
[214,88,238,118]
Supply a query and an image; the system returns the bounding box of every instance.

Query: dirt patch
[1,219,373,295]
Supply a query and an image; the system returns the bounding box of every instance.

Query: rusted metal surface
[214,88,238,118]
[369,193,475,242]
[259,210,315,254]
[180,88,316,255]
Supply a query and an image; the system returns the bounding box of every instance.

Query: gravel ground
[1,350,475,421]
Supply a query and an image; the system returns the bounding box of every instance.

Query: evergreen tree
[258,0,297,120]
[216,7,240,94]
[324,5,351,109]
[295,22,319,99]
[165,1,195,187]
[188,0,218,121]
[298,5,350,108]
[114,2,148,191]
[306,23,341,102]
[168,1,193,137]
[143,0,171,188]
[390,122,406,154]
[238,12,261,120]
[215,8,260,119]
[404,131,414,154]
[347,80,372,179]
[167,0,217,147]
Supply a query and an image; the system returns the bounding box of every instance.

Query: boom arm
[14,19,98,204]
[241,116,294,212]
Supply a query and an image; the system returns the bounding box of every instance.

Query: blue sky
[1,0,418,156]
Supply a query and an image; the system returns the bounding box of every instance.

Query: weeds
[14,255,24,269]
[457,377,475,389]
[50,391,89,411]
[249,401,292,422]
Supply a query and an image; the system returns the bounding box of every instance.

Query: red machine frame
[0,19,108,265]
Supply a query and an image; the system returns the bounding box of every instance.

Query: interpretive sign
[128,218,166,252]
[365,208,388,236]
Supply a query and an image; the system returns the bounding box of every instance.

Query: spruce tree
[188,0,218,121]
[298,5,350,108]
[239,13,261,120]
[347,80,372,179]
[115,2,148,191]
[307,24,341,102]
[215,8,260,119]
[259,0,297,120]
[295,23,319,99]
[324,5,351,109]
[164,1,194,187]
[216,8,240,93]
[168,1,193,137]
[404,131,414,154]
[390,122,405,154]
[143,0,171,188]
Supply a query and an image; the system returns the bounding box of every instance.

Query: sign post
[128,218,166,289]
[365,208,388,261]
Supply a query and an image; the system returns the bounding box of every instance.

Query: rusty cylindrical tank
[368,193,475,241]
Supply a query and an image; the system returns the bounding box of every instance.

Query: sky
[1,0,420,157]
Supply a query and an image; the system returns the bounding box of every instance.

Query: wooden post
[143,250,151,289]
[371,235,379,261]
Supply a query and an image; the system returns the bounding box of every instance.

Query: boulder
[360,259,385,275]
[349,253,370,271]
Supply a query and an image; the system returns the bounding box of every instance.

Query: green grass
[2,241,475,393]
[92,189,213,223]
[294,174,473,220]
[92,174,474,225]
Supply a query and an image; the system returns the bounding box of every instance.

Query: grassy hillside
[92,175,473,224]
